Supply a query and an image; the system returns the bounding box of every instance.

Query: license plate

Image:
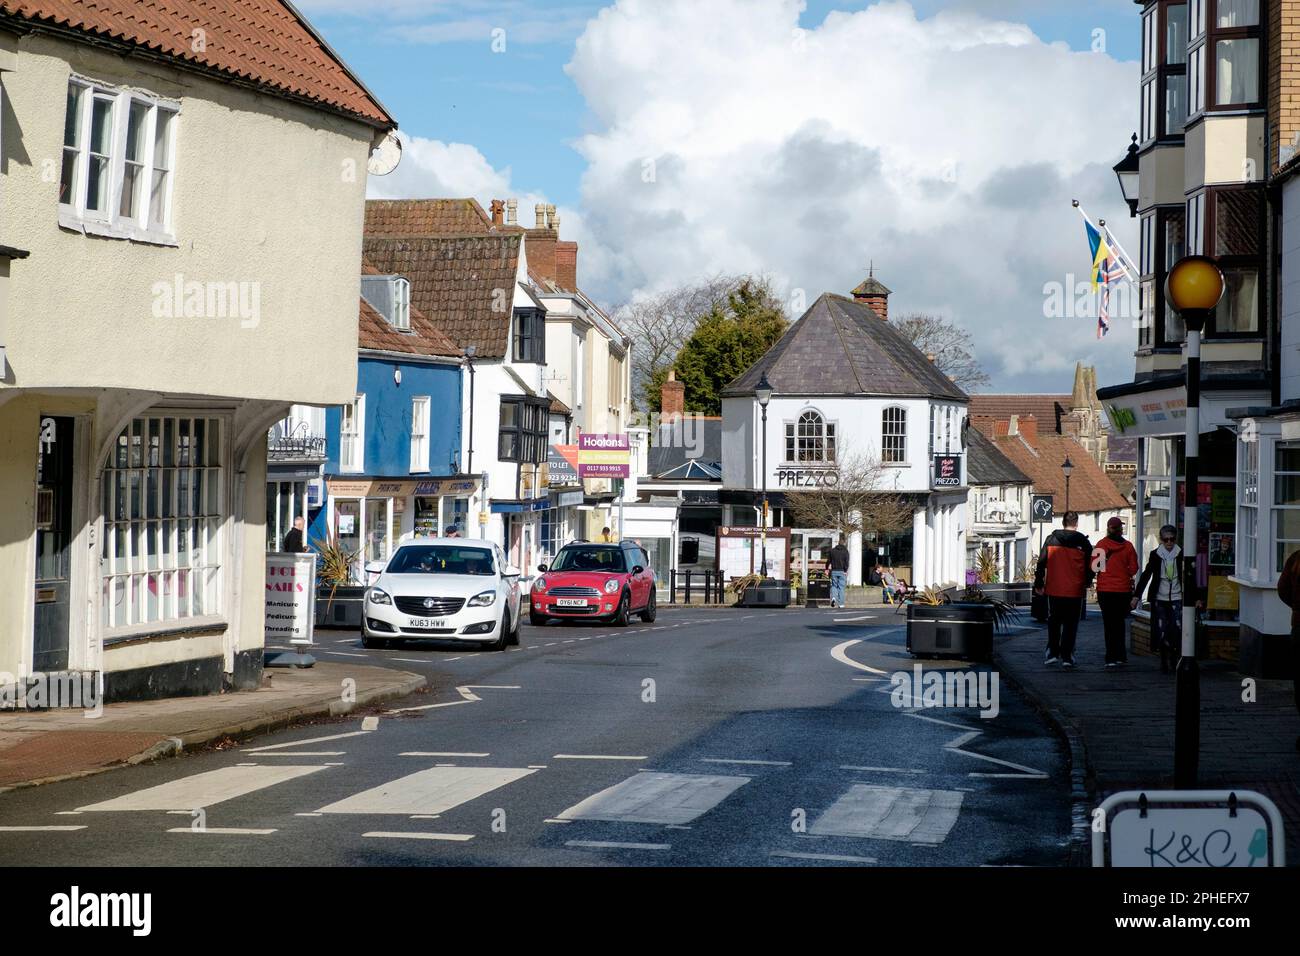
[407,617,445,629]
[556,599,589,608]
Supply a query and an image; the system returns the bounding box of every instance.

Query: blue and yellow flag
[1084,219,1113,291]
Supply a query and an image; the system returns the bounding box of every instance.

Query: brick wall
[1271,0,1300,174]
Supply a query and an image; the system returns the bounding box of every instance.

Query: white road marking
[810,785,963,845]
[327,652,368,658]
[565,840,670,851]
[53,811,83,816]
[543,818,572,824]
[771,851,877,864]
[168,827,276,835]
[390,658,431,664]
[245,730,372,753]
[443,657,463,662]
[253,751,345,757]
[363,831,474,842]
[832,614,881,623]
[852,677,891,683]
[527,765,548,769]
[399,752,490,758]
[295,813,323,817]
[905,712,1050,778]
[386,685,520,713]
[316,766,536,815]
[77,765,328,812]
[830,639,889,676]
[700,758,791,767]
[969,772,1051,779]
[0,825,86,832]
[552,754,646,761]
[557,772,749,825]
[840,766,928,775]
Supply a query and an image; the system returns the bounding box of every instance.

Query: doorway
[34,416,74,672]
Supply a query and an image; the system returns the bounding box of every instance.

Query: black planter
[316,585,366,629]
[976,583,1033,607]
[906,603,994,662]
[737,579,792,608]
[805,579,831,607]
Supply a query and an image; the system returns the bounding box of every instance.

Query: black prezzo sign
[932,455,961,487]
[776,468,840,488]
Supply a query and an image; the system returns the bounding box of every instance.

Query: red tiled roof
[973,420,1130,515]
[357,296,459,359]
[362,234,523,359]
[969,394,1069,432]
[0,0,393,126]
[364,199,495,236]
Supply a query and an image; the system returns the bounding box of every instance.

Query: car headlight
[367,587,392,606]
[604,579,619,594]
[533,577,548,593]
[467,590,497,607]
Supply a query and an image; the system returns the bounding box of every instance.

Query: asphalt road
[0,607,1070,866]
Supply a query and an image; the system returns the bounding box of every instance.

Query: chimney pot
[506,198,518,225]
[535,204,547,229]
[490,199,505,226]
[661,370,686,420]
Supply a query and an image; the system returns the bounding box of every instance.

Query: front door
[34,416,74,672]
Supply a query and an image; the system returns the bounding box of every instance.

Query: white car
[362,538,521,651]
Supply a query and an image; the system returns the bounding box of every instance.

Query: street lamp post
[1061,457,1074,514]
[756,373,773,578]
[1165,255,1226,788]
[1113,133,1140,218]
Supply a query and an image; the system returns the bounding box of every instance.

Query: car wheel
[640,589,657,623]
[361,634,389,649]
[529,606,548,627]
[508,608,522,646]
[487,612,510,651]
[612,591,631,627]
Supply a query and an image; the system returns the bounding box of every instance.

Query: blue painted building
[311,273,470,580]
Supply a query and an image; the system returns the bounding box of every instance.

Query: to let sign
[265,552,317,646]
[932,455,961,488]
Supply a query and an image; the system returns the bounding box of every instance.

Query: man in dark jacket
[1033,511,1093,669]
[828,541,851,608]
[282,516,308,554]
[1272,548,1300,751]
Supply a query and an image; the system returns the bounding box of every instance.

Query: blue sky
[305,0,1138,210]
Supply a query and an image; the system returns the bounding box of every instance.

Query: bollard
[684,570,693,605]
[669,568,677,604]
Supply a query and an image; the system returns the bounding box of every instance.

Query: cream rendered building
[0,1,395,699]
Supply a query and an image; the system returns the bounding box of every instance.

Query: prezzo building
[720,280,970,589]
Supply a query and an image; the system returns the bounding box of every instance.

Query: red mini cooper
[529,541,657,626]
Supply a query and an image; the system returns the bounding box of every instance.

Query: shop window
[101,416,223,629]
[266,480,308,552]
[1273,441,1300,574]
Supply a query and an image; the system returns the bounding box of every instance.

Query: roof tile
[973,421,1130,514]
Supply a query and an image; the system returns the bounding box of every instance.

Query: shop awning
[1097,373,1270,438]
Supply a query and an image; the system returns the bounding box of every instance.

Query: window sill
[1229,573,1276,590]
[103,616,228,648]
[58,208,177,247]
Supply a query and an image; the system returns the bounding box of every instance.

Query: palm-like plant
[975,546,999,584]
[959,585,1021,634]
[312,533,361,611]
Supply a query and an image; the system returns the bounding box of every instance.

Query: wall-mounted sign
[932,455,961,488]
[1104,392,1188,437]
[1031,495,1054,523]
[776,467,839,488]
[716,526,791,580]
[578,433,630,478]
[414,477,480,497]
[327,479,374,498]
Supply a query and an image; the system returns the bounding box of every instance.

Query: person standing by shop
[828,540,851,609]
[1033,511,1093,669]
[282,516,308,554]
[1133,524,1201,674]
[1270,548,1300,750]
[1093,516,1139,669]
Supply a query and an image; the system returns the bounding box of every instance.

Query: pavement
[0,608,1071,866]
[992,607,1300,865]
[0,662,426,792]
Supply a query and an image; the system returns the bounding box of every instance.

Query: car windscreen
[550,546,627,573]
[387,546,495,576]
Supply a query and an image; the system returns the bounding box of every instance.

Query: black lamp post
[1165,255,1225,788]
[1113,132,1140,218]
[756,373,773,577]
[1061,457,1074,514]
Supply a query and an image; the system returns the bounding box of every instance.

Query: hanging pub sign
[932,454,961,488]
[1031,494,1054,523]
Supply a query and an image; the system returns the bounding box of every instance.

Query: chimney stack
[850,264,891,321]
[535,204,547,229]
[506,198,518,225]
[556,241,578,291]
[490,199,505,226]
[661,369,685,420]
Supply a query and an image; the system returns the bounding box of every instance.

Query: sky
[299,0,1142,393]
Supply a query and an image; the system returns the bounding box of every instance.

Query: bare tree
[892,313,991,393]
[612,274,782,412]
[784,446,916,540]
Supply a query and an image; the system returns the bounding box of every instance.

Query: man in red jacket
[1033,511,1093,669]
[1093,516,1139,669]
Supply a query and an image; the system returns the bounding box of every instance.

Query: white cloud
[563,0,1141,391]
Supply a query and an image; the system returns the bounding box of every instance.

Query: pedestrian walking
[1093,516,1139,669]
[1271,547,1300,751]
[599,526,615,543]
[282,516,308,554]
[1033,511,1093,669]
[828,540,851,608]
[1133,524,1202,673]
[444,524,461,538]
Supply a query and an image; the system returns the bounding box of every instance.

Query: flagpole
[1072,199,1139,284]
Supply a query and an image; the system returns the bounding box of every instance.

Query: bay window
[1140,2,1188,144]
[59,78,178,241]
[498,396,548,464]
[1274,442,1300,574]
[1238,436,1258,577]
[101,415,223,630]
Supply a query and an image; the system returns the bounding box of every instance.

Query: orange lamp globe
[1165,255,1225,314]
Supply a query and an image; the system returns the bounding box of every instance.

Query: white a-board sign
[265,552,317,646]
[1093,790,1285,867]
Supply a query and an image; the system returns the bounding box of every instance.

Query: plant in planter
[975,546,999,584]
[728,573,764,598]
[312,533,361,614]
[958,584,1022,634]
[905,585,1022,663]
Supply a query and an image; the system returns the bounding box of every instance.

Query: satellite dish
[367,131,402,176]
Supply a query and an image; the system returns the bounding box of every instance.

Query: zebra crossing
[57,753,973,851]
